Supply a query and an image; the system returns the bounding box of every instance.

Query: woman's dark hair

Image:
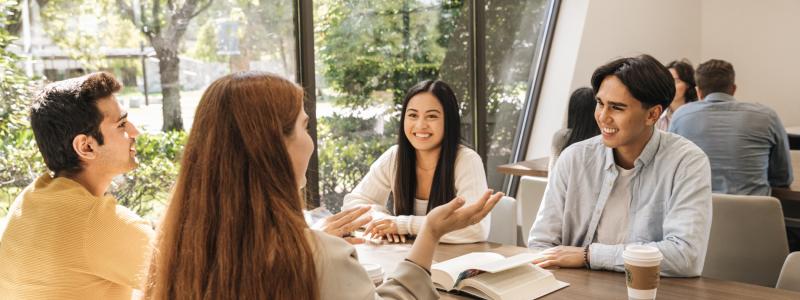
[394,80,461,216]
[666,59,698,103]
[30,72,121,174]
[591,54,675,111]
[561,87,600,152]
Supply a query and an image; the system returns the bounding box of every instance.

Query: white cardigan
[342,145,490,244]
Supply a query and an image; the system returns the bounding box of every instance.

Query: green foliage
[39,0,144,71]
[317,0,447,108]
[0,0,45,215]
[0,128,187,219]
[112,131,187,219]
[317,114,395,212]
[189,20,224,62]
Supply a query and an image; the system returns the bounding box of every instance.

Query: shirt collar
[603,127,661,171]
[703,92,735,103]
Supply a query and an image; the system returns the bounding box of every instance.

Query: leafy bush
[317,113,395,212]
[0,2,45,215]
[112,131,186,220]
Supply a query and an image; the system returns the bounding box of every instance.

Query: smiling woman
[342,80,493,244]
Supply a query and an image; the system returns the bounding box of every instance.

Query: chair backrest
[488,196,518,245]
[703,194,789,287]
[516,176,548,245]
[777,252,800,292]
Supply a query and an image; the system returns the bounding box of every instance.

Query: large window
[484,0,551,190]
[1,0,557,217]
[313,0,472,211]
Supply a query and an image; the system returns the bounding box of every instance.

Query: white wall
[701,0,800,127]
[526,0,701,159]
[526,0,800,161]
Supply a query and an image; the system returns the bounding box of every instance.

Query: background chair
[516,176,548,246]
[703,194,789,287]
[777,251,800,292]
[488,196,518,245]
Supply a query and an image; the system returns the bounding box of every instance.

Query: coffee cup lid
[361,263,383,278]
[623,245,663,262]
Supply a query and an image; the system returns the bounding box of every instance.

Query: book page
[461,264,569,300]
[473,252,543,273]
[432,252,505,291]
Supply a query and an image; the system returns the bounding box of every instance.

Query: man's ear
[696,87,705,101]
[72,134,97,161]
[645,104,663,126]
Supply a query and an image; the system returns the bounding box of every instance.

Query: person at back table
[549,87,601,171]
[0,72,154,299]
[342,80,491,244]
[528,55,712,277]
[669,59,793,195]
[656,59,698,130]
[142,72,503,299]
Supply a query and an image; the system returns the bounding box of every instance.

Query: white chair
[703,194,789,287]
[488,196,518,245]
[516,176,548,246]
[777,252,800,292]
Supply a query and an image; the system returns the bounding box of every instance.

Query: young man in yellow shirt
[0,72,154,299]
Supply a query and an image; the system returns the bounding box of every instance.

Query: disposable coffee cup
[623,245,663,300]
[361,263,384,287]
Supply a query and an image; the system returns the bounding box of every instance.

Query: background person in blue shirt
[669,59,793,196]
[529,55,712,277]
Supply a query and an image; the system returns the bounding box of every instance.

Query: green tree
[316,0,445,109]
[0,0,45,214]
[38,1,142,72]
[187,0,295,74]
[115,0,213,132]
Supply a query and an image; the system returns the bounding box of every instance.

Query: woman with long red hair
[143,71,502,299]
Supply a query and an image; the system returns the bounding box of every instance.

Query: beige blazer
[311,230,438,299]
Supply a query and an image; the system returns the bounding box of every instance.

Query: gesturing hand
[315,205,372,244]
[422,190,503,239]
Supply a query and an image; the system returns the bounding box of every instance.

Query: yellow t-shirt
[0,174,154,299]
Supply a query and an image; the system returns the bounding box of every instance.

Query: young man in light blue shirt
[529,55,713,277]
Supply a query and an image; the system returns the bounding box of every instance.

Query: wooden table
[786,126,800,136]
[355,242,800,299]
[496,157,549,177]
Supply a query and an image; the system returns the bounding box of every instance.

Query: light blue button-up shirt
[669,92,793,196]
[528,129,712,277]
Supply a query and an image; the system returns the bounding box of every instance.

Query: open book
[432,252,569,300]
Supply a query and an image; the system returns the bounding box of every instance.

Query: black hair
[30,72,122,174]
[561,87,600,152]
[666,59,698,103]
[695,59,735,96]
[590,54,675,111]
[394,80,461,216]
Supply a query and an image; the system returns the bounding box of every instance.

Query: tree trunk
[156,48,184,132]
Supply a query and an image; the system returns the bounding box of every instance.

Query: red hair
[144,72,318,299]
